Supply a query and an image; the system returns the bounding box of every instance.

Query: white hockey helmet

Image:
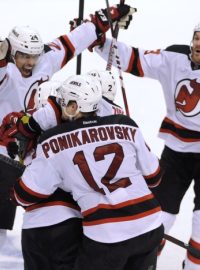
[35,81,61,110]
[8,25,44,56]
[194,23,200,33]
[87,70,117,101]
[59,74,102,114]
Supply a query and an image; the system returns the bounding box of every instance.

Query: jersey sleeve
[32,96,62,131]
[95,38,168,81]
[45,22,97,73]
[134,128,161,188]
[95,38,133,72]
[13,144,61,207]
[66,21,97,56]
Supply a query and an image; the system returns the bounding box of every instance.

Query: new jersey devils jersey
[96,39,200,153]
[0,22,97,226]
[14,114,162,243]
[32,96,125,131]
[0,22,97,124]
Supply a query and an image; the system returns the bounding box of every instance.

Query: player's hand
[88,34,106,52]
[0,112,24,140]
[90,4,134,36]
[0,112,37,159]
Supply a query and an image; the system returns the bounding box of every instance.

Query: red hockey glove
[0,112,25,140]
[90,4,132,37]
[0,112,40,159]
[88,34,106,52]
[13,114,40,159]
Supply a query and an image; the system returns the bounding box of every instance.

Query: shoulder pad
[165,45,190,56]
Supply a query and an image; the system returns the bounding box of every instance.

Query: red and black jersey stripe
[48,96,62,124]
[14,178,49,205]
[144,165,162,188]
[58,35,75,67]
[160,117,200,142]
[25,188,80,212]
[126,47,144,77]
[187,238,200,265]
[14,179,80,211]
[82,194,161,226]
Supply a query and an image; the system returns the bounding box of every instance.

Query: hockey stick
[106,0,124,71]
[76,0,84,75]
[164,234,200,259]
[105,0,130,117]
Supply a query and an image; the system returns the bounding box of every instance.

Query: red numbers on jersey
[73,143,131,194]
[144,49,161,55]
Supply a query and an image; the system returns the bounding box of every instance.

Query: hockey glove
[90,4,132,38]
[13,114,41,159]
[69,18,83,32]
[118,8,137,30]
[0,38,11,63]
[0,112,25,140]
[88,34,106,52]
[0,112,41,159]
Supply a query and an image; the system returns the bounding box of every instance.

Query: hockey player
[94,22,200,270]
[13,74,163,270]
[18,81,83,270]
[0,2,133,248]
[87,69,124,115]
[1,69,125,153]
[0,73,122,269]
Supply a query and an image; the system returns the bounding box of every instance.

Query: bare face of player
[191,32,200,64]
[14,52,40,78]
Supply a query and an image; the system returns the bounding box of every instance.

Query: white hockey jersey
[14,114,162,243]
[95,39,200,153]
[14,96,125,229]
[32,96,125,131]
[0,22,98,227]
[0,22,96,124]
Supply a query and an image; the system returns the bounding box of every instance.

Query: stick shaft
[76,0,84,75]
[164,234,200,259]
[105,0,130,116]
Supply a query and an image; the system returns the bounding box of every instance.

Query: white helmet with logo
[87,70,117,101]
[35,81,61,110]
[59,74,102,114]
[8,25,44,56]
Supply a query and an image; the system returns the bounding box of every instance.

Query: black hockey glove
[90,4,134,38]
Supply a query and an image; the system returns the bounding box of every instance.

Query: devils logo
[175,78,200,117]
[24,78,49,115]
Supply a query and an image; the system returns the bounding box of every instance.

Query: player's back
[38,114,162,243]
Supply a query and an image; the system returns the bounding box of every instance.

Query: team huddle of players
[0,2,200,270]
